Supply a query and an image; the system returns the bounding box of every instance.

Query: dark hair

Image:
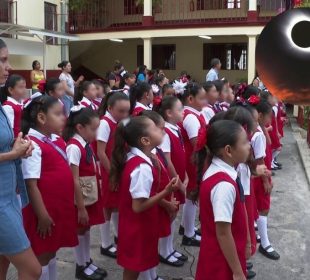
[209,110,226,125]
[92,79,104,88]
[32,60,40,70]
[156,74,166,85]
[110,116,151,188]
[140,110,163,126]
[243,85,260,99]
[194,120,243,201]
[252,98,272,115]
[129,82,151,113]
[74,81,94,105]
[212,80,224,93]
[211,58,221,68]
[179,82,203,104]
[46,77,61,95]
[103,84,111,95]
[1,74,25,103]
[0,39,7,50]
[202,81,215,93]
[120,72,136,88]
[154,95,179,121]
[114,61,123,71]
[162,84,173,94]
[58,60,70,69]
[21,95,59,135]
[259,90,272,101]
[98,91,129,116]
[63,108,98,142]
[230,100,258,117]
[138,65,147,75]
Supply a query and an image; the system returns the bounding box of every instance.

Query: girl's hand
[37,214,55,239]
[277,132,282,139]
[12,133,32,159]
[266,125,273,132]
[256,164,271,177]
[233,273,246,280]
[264,181,273,194]
[166,176,179,193]
[77,75,84,82]
[78,207,89,226]
[245,244,252,260]
[22,136,34,158]
[166,197,179,217]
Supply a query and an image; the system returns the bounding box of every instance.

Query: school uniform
[67,134,104,227]
[179,106,206,193]
[161,122,186,204]
[202,104,216,124]
[93,98,102,108]
[277,102,285,138]
[220,101,230,111]
[196,157,247,280]
[123,85,130,96]
[132,102,151,116]
[97,112,118,208]
[22,129,78,256]
[117,147,159,272]
[269,107,281,151]
[80,97,98,111]
[2,97,23,138]
[250,126,271,212]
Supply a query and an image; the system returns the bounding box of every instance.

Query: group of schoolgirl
[0,72,286,280]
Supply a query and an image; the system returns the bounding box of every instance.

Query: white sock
[272,150,281,161]
[183,199,197,238]
[111,212,119,238]
[159,237,170,258]
[150,267,157,279]
[257,215,274,252]
[100,221,112,248]
[180,204,185,227]
[84,230,91,264]
[138,269,152,280]
[168,220,181,258]
[39,265,49,280]
[74,235,86,266]
[48,257,57,280]
[83,267,95,276]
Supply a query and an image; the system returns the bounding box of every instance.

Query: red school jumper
[2,100,22,138]
[196,172,247,280]
[268,112,281,150]
[132,106,145,117]
[164,127,186,204]
[100,115,119,208]
[67,138,105,227]
[118,156,159,272]
[179,109,206,193]
[23,137,78,256]
[156,148,172,238]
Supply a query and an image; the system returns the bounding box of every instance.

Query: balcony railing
[0,0,13,23]
[68,0,284,33]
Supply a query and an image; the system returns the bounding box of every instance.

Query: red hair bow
[38,79,47,93]
[248,95,260,105]
[195,124,209,152]
[153,96,162,107]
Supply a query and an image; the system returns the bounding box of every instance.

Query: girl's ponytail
[74,81,94,105]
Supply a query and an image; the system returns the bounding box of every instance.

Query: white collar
[105,111,117,124]
[28,128,58,141]
[73,133,87,148]
[7,96,22,105]
[129,147,153,166]
[165,122,179,131]
[135,102,150,110]
[184,106,201,115]
[80,96,92,105]
[257,125,263,132]
[212,156,237,181]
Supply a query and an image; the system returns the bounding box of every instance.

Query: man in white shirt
[206,58,221,82]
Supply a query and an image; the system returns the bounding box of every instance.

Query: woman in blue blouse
[0,39,41,279]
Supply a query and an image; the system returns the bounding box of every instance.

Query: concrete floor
[8,124,310,280]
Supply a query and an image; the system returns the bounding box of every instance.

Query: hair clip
[38,80,47,93]
[120,70,127,78]
[70,105,84,113]
[151,84,160,94]
[153,96,162,107]
[122,118,130,127]
[23,92,43,108]
[173,80,187,95]
[248,95,260,105]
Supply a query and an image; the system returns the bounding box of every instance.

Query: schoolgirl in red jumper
[92,79,105,108]
[110,116,179,280]
[201,81,219,124]
[2,75,27,137]
[64,107,107,280]
[154,96,189,264]
[178,83,206,247]
[129,82,153,116]
[141,110,187,268]
[120,72,136,96]
[74,81,98,111]
[250,99,280,260]
[21,95,78,280]
[195,120,250,280]
[97,92,130,258]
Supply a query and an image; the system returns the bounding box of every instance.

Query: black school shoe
[159,253,184,267]
[181,234,200,247]
[174,250,188,262]
[246,262,253,270]
[86,259,107,278]
[259,245,280,260]
[75,264,103,280]
[247,270,256,279]
[274,160,282,167]
[178,225,201,236]
[100,245,117,259]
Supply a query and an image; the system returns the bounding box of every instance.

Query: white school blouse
[66,134,88,166]
[202,106,215,124]
[183,106,201,140]
[2,97,23,129]
[251,125,266,159]
[160,122,181,153]
[96,112,117,143]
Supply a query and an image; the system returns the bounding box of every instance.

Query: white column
[143,37,152,69]
[249,0,257,11]
[247,35,256,84]
[144,0,152,16]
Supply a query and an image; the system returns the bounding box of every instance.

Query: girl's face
[96,85,104,99]
[145,118,165,148]
[126,76,136,86]
[146,89,154,105]
[167,99,184,124]
[84,84,97,101]
[64,63,72,73]
[229,128,251,164]
[0,47,10,85]
[219,88,228,102]
[9,80,27,101]
[188,88,206,111]
[253,79,259,87]
[38,102,66,135]
[258,111,272,126]
[77,116,100,143]
[50,83,65,99]
[163,88,175,97]
[206,85,219,105]
[109,100,130,122]
[35,62,41,70]
[226,88,235,104]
